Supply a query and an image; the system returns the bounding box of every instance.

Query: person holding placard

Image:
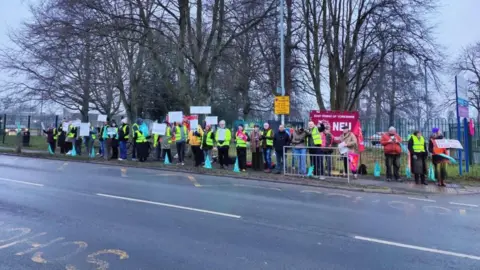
[101,119,114,160]
[133,118,150,162]
[216,120,232,169]
[174,122,188,165]
[43,124,57,153]
[429,129,449,187]
[201,125,215,164]
[118,117,130,161]
[189,123,203,167]
[66,122,77,154]
[235,124,249,171]
[99,119,109,158]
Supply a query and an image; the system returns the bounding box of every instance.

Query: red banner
[309,110,364,152]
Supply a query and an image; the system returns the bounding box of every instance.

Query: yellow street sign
[274,96,290,115]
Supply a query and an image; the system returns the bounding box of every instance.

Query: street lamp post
[424,59,428,120]
[279,0,285,125]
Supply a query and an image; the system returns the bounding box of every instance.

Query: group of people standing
[381,126,450,186]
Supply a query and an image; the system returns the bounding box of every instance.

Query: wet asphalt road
[0,155,479,269]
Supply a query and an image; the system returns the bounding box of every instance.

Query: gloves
[412,154,417,160]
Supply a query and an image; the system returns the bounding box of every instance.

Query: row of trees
[0,0,445,126]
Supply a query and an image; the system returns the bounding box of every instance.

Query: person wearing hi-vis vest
[133,118,149,162]
[235,124,249,171]
[174,122,188,165]
[408,130,428,185]
[201,124,215,164]
[261,122,274,172]
[216,120,232,169]
[66,122,77,155]
[188,124,203,167]
[153,120,162,161]
[118,117,130,161]
[306,121,325,178]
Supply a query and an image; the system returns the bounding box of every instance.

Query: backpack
[358,164,367,175]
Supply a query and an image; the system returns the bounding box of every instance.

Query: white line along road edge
[449,202,479,208]
[96,193,241,219]
[354,236,480,261]
[407,197,436,202]
[0,177,44,187]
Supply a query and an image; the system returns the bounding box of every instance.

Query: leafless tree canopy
[0,0,444,123]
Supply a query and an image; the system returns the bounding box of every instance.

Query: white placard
[72,120,81,127]
[456,76,468,101]
[338,142,348,154]
[205,116,218,125]
[79,123,90,136]
[41,122,45,130]
[168,111,183,123]
[107,127,117,136]
[435,139,463,149]
[97,115,107,122]
[217,128,226,141]
[62,122,70,131]
[190,119,198,131]
[190,106,211,114]
[152,123,166,135]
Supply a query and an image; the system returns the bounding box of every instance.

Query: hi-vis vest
[91,126,96,140]
[203,131,214,146]
[67,125,75,138]
[216,128,231,147]
[134,127,146,143]
[261,129,273,146]
[53,128,58,140]
[175,126,187,141]
[412,136,425,152]
[235,131,247,148]
[121,124,129,140]
[311,127,322,146]
[432,139,448,155]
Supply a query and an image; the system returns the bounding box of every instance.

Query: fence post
[55,115,59,128]
[27,115,31,130]
[2,114,6,144]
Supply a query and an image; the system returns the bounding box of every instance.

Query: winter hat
[432,127,439,134]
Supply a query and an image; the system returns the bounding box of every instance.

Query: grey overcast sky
[1,0,480,114]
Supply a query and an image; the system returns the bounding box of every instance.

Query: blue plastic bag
[374,161,381,177]
[428,163,436,182]
[405,167,411,179]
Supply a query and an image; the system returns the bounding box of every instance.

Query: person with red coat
[380,126,403,182]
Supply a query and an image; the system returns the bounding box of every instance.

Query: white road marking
[327,193,351,198]
[96,193,241,219]
[0,177,43,187]
[407,197,436,202]
[233,184,281,191]
[449,202,479,208]
[354,235,480,261]
[300,190,323,194]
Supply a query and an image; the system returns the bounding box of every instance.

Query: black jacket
[273,130,290,153]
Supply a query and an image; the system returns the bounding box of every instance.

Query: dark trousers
[111,140,118,159]
[137,142,148,162]
[156,144,162,160]
[309,148,321,175]
[163,149,172,163]
[434,163,447,183]
[176,142,186,162]
[275,150,284,172]
[236,148,247,170]
[218,147,229,167]
[385,154,400,180]
[132,142,137,160]
[191,145,202,166]
[251,150,262,170]
[65,142,72,152]
[411,154,427,184]
[49,140,56,153]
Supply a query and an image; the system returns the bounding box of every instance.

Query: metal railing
[283,146,352,183]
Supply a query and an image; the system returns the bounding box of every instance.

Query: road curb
[0,152,466,196]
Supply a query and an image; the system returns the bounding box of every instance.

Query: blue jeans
[263,148,272,169]
[100,140,105,157]
[119,141,127,159]
[293,148,307,174]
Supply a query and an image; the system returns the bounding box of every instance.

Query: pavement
[0,155,479,269]
[0,146,478,196]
